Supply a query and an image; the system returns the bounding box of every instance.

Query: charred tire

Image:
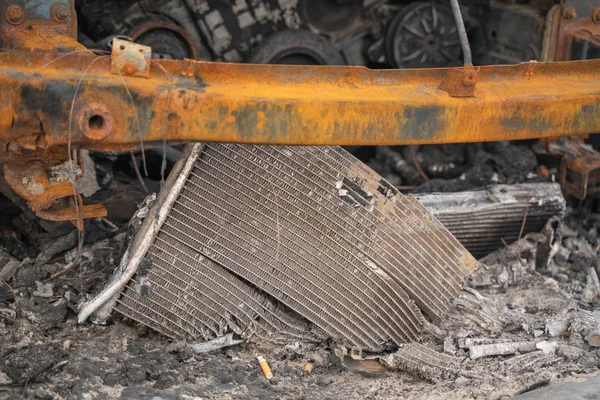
[247,29,345,65]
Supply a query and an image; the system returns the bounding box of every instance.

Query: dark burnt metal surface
[114,145,479,351]
[416,183,566,258]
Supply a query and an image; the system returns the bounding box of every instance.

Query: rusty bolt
[5,5,25,25]
[50,3,70,23]
[7,141,22,155]
[563,5,577,20]
[593,7,600,24]
[461,70,477,87]
[122,62,138,75]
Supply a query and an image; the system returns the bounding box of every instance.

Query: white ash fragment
[48,151,100,198]
[188,333,243,354]
[546,317,570,337]
[76,150,100,197]
[32,281,53,298]
[443,336,457,355]
[49,160,81,182]
[582,267,600,303]
[535,340,558,355]
[458,337,527,349]
[468,340,537,359]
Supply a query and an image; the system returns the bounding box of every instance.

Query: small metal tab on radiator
[84,144,479,351]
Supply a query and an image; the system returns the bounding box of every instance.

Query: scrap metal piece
[542,0,600,62]
[3,160,106,229]
[415,183,566,258]
[557,139,600,200]
[110,38,152,78]
[83,144,479,351]
[4,49,600,152]
[381,342,461,381]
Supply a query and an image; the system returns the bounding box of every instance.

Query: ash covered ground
[1,142,600,399]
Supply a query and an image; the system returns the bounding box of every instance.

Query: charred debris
[2,139,600,398]
[2,0,600,398]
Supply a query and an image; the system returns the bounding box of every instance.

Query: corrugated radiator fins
[108,144,479,351]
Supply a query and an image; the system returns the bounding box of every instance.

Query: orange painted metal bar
[1,49,600,151]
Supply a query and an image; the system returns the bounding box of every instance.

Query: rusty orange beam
[1,51,600,150]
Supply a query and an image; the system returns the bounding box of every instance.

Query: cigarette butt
[304,363,313,373]
[257,356,273,379]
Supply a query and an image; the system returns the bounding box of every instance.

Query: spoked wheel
[385,1,462,68]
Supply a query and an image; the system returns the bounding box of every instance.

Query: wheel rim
[388,2,462,68]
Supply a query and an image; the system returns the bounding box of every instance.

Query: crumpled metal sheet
[114,144,479,351]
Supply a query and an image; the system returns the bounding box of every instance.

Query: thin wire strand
[114,68,148,176]
[67,55,107,262]
[151,60,175,184]
[17,49,110,89]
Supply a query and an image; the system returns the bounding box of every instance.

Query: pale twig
[48,261,77,280]
[518,205,530,241]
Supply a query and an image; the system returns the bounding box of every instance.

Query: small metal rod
[448,0,472,66]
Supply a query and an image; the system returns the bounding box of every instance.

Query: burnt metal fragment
[415,183,566,258]
[82,144,479,351]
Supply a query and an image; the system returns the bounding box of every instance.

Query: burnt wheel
[385,1,462,68]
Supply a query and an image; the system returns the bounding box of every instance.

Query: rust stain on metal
[3,160,106,229]
[2,52,600,151]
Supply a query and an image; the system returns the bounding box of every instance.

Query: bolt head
[593,8,600,24]
[563,5,577,20]
[122,62,138,75]
[461,71,476,86]
[5,5,25,25]
[50,3,70,23]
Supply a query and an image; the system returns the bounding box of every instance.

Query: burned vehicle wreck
[1,0,600,398]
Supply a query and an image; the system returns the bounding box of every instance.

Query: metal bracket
[110,38,152,78]
[3,159,107,229]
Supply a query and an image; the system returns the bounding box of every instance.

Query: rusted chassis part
[3,0,600,227]
[2,54,600,153]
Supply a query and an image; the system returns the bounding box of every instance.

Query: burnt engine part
[247,29,346,65]
[81,144,479,351]
[385,1,463,68]
[477,3,544,65]
[415,183,566,258]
